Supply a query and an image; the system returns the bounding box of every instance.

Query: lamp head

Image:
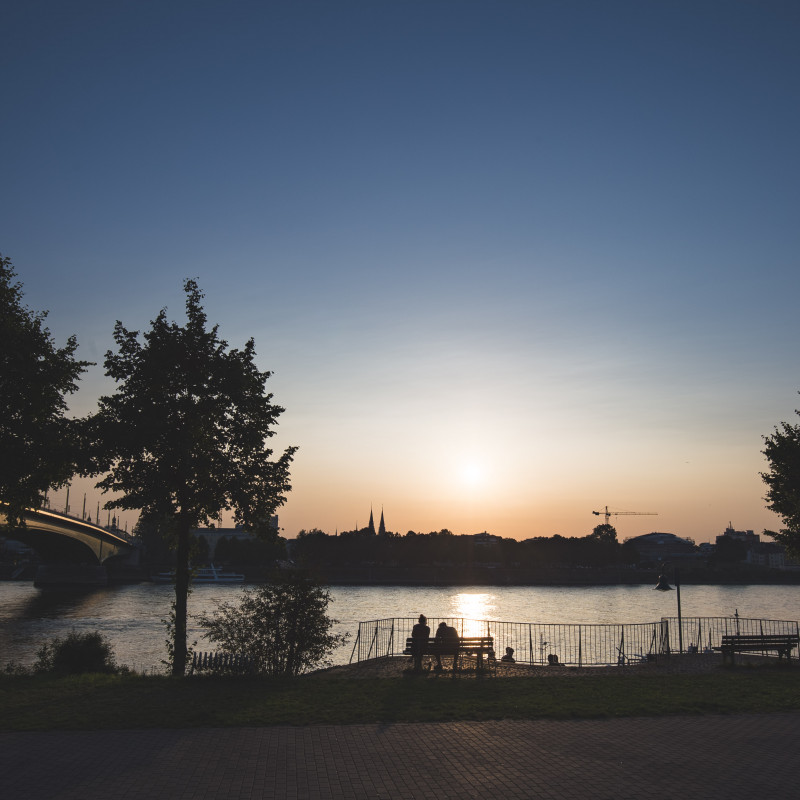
[654,573,673,591]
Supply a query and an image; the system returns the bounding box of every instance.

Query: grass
[1,666,799,730]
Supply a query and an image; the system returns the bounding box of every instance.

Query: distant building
[193,516,279,553]
[716,524,760,547]
[625,532,696,563]
[747,542,786,569]
[714,523,788,568]
[364,506,389,536]
[471,531,501,546]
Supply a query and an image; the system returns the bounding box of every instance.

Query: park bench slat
[403,636,496,673]
[718,634,799,665]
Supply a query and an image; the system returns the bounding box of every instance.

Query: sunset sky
[3,1,799,543]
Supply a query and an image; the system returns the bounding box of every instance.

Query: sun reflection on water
[451,592,497,636]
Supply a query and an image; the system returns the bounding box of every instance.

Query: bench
[189,651,254,675]
[404,636,496,673]
[718,634,799,665]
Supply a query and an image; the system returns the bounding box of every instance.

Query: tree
[761,403,800,559]
[589,523,618,544]
[0,255,91,528]
[87,279,297,675]
[197,572,348,676]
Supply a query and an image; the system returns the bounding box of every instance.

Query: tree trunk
[173,519,191,676]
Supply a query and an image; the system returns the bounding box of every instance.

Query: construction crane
[591,506,658,526]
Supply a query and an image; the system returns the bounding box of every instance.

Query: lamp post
[655,565,683,655]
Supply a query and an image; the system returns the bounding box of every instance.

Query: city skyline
[3,1,799,544]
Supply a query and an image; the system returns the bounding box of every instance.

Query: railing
[350,617,670,667]
[661,615,800,654]
[349,615,800,666]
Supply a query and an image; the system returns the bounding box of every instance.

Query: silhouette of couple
[411,614,459,672]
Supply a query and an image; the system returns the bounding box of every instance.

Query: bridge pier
[34,564,108,589]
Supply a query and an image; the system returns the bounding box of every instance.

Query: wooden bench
[189,651,254,675]
[404,636,496,673]
[719,634,799,665]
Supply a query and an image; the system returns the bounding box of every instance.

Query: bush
[2,661,29,676]
[35,631,120,675]
[197,572,348,676]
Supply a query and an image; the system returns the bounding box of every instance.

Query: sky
[2,0,799,543]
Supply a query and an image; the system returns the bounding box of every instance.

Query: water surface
[1,581,797,671]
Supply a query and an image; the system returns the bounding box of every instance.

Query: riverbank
[291,564,800,586]
[4,563,800,585]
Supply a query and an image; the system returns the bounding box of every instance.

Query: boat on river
[151,564,245,584]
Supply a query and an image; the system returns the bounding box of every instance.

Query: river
[1,581,798,672]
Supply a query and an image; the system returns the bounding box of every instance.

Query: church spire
[378,506,386,536]
[368,506,376,536]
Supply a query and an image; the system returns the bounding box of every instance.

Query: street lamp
[654,565,683,654]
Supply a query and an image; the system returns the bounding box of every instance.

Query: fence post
[578,627,582,668]
[529,625,533,666]
[365,622,379,660]
[348,626,361,664]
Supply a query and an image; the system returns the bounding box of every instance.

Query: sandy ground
[309,651,729,678]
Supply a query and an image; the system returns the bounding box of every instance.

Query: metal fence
[661,615,800,655]
[349,617,669,667]
[349,615,799,667]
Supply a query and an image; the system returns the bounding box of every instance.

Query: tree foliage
[290,528,631,570]
[35,630,120,675]
[87,279,296,675]
[0,255,91,527]
[761,403,800,559]
[589,523,618,544]
[197,572,348,676]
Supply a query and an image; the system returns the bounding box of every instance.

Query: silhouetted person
[434,621,459,671]
[501,646,515,663]
[411,614,430,671]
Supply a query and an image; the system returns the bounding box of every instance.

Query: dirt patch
[308,652,728,679]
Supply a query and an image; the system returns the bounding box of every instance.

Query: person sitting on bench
[434,621,459,671]
[410,614,430,672]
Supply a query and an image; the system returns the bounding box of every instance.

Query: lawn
[2,667,799,730]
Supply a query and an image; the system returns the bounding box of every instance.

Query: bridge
[1,506,136,587]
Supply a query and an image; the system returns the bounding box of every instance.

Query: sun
[459,461,486,487]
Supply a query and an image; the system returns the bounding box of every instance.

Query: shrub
[2,661,29,676]
[35,631,120,675]
[197,572,348,676]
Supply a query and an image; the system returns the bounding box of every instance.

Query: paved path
[2,713,797,799]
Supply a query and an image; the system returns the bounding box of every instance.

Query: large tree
[761,402,800,559]
[88,279,296,675]
[0,254,90,528]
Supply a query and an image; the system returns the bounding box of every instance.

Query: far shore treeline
[133,521,800,586]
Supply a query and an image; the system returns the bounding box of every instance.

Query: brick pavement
[1,713,798,799]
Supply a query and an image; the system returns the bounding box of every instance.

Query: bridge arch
[0,507,133,565]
